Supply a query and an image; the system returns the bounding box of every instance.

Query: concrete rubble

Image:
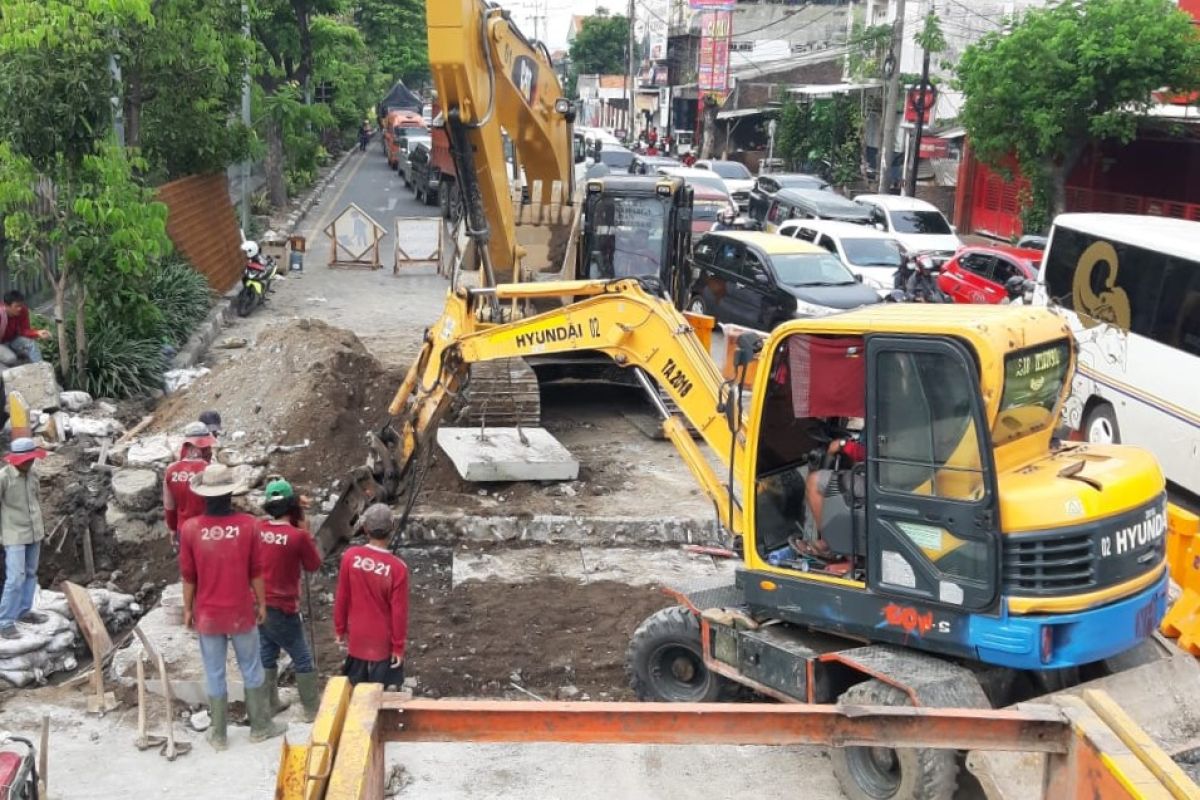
[3,361,62,412]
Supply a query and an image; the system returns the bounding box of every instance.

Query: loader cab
[744,310,1076,618]
[578,176,693,304]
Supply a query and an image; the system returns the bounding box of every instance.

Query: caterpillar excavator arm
[428,0,576,286]
[314,279,746,555]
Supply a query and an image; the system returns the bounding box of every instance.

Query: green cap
[264,478,294,500]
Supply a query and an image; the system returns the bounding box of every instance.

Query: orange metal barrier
[1162,504,1200,656]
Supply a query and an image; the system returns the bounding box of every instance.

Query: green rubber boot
[263,668,290,715]
[246,684,288,743]
[206,695,228,752]
[296,671,322,724]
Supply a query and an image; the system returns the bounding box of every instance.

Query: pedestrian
[0,291,52,367]
[179,463,286,750]
[199,410,222,439]
[358,120,371,152]
[0,438,48,640]
[256,478,323,721]
[333,504,409,688]
[163,421,216,549]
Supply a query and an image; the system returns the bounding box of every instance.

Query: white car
[655,166,732,197]
[777,219,905,294]
[852,194,961,262]
[693,159,754,211]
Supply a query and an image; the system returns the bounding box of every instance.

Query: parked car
[749,173,832,222]
[852,194,961,262]
[776,219,904,293]
[937,245,1043,304]
[655,166,731,197]
[686,231,880,328]
[407,142,440,206]
[689,185,739,234]
[762,188,873,233]
[629,154,681,175]
[397,131,432,188]
[693,159,755,210]
[1017,234,1048,250]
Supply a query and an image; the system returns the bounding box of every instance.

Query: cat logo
[512,56,538,106]
[1073,240,1131,331]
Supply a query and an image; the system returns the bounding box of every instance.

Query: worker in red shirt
[801,433,866,557]
[163,421,215,549]
[179,463,287,750]
[256,478,322,721]
[0,290,51,367]
[333,503,409,688]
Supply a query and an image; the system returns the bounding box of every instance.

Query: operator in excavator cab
[798,425,865,559]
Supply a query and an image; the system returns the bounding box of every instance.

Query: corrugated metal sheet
[156,173,242,293]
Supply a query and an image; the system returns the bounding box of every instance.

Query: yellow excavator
[310,272,1200,800]
[427,0,695,426]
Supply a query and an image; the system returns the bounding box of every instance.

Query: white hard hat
[240,240,259,259]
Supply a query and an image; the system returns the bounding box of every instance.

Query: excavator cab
[578,176,693,304]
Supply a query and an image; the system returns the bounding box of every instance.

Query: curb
[283,148,356,236]
[403,513,721,545]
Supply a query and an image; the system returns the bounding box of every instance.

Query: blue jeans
[258,607,315,673]
[0,542,40,630]
[198,628,264,698]
[0,336,42,367]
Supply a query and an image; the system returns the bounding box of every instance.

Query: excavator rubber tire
[626,606,734,703]
[455,358,541,428]
[830,679,958,800]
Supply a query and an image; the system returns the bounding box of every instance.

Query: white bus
[1033,213,1200,494]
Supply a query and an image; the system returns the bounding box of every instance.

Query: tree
[569,10,628,79]
[120,0,253,180]
[957,0,1200,220]
[776,96,863,188]
[357,0,428,84]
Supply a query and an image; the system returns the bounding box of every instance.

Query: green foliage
[776,96,863,187]
[357,0,428,84]
[123,0,254,179]
[957,0,1200,214]
[311,17,376,134]
[846,21,893,81]
[54,314,167,399]
[914,11,946,55]
[569,11,629,79]
[148,255,214,346]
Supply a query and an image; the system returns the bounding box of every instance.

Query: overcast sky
[505,0,607,52]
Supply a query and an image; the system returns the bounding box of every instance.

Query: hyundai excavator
[310,271,1200,800]
[426,0,694,426]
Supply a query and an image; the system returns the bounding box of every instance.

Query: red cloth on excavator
[787,335,865,419]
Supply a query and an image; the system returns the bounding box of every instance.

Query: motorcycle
[235,241,278,317]
[888,252,951,303]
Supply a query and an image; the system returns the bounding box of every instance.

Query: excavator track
[454,358,542,427]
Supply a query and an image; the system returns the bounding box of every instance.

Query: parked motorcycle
[235,240,278,317]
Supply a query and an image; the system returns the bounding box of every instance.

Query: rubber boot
[263,668,290,715]
[296,671,322,723]
[246,684,288,743]
[206,696,228,752]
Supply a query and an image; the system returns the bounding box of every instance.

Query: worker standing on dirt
[0,438,49,640]
[256,478,323,721]
[163,421,216,549]
[179,463,287,750]
[333,504,409,688]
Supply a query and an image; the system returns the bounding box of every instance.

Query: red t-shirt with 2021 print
[179,512,262,635]
[333,544,409,662]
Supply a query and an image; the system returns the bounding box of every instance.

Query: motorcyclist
[358,120,371,152]
[903,254,947,303]
[710,209,736,232]
[1001,275,1034,305]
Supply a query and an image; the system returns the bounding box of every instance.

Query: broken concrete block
[231,464,265,490]
[112,468,160,512]
[126,435,175,465]
[58,391,93,412]
[65,414,121,438]
[436,427,579,482]
[3,362,62,412]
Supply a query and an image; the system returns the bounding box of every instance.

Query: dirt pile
[153,318,403,492]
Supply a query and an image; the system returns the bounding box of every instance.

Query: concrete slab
[437,427,579,482]
[451,546,735,588]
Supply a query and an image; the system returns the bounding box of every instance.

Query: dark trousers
[258,606,315,673]
[342,655,404,689]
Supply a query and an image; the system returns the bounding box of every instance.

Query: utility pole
[240,0,252,236]
[876,0,906,194]
[626,0,636,142]
[905,7,933,198]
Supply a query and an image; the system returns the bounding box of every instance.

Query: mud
[302,547,672,701]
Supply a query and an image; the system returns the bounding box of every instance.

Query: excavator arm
[427,0,576,285]
[315,279,747,555]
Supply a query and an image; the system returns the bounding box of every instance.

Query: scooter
[888,253,951,303]
[235,242,278,317]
